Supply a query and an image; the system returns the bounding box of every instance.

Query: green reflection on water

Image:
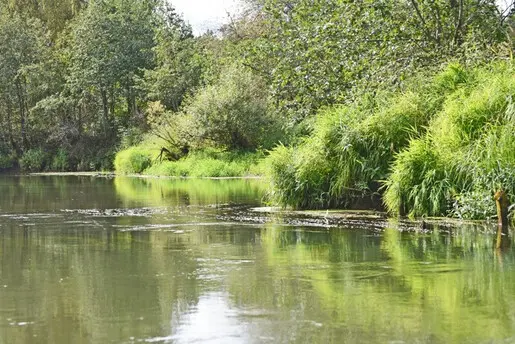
[0,176,514,343]
[113,177,266,207]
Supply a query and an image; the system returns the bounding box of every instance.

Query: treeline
[0,0,514,217]
[0,0,219,171]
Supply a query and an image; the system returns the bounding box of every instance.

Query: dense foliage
[266,64,469,209]
[385,62,515,218]
[267,61,515,219]
[244,0,509,122]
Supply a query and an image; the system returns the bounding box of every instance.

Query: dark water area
[0,175,514,343]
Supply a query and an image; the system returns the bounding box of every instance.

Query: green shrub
[182,63,283,150]
[20,149,46,172]
[143,149,264,178]
[114,147,154,174]
[451,189,496,220]
[0,154,14,170]
[50,149,70,172]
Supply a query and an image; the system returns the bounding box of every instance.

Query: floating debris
[61,207,168,217]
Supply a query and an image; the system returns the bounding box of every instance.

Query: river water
[0,175,514,344]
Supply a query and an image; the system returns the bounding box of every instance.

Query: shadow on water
[0,175,515,343]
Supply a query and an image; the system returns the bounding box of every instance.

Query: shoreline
[26,172,264,180]
[3,172,498,227]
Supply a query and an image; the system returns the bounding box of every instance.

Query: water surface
[0,175,514,343]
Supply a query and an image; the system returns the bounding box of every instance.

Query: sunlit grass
[265,63,471,210]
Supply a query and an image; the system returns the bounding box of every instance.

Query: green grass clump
[383,138,466,217]
[265,63,469,209]
[19,148,46,172]
[50,149,70,172]
[143,149,265,178]
[265,144,309,208]
[385,61,515,218]
[114,147,156,174]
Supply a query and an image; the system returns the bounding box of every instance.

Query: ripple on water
[9,321,35,327]
[0,213,60,220]
[140,335,174,343]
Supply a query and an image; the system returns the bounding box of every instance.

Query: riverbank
[29,171,263,180]
[23,172,495,229]
[9,172,494,231]
[114,147,267,178]
[266,61,515,222]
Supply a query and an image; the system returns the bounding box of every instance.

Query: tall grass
[115,143,266,178]
[383,137,468,217]
[114,147,157,174]
[385,61,515,218]
[266,63,470,209]
[144,149,265,177]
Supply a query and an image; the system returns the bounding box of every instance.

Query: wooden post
[494,190,510,249]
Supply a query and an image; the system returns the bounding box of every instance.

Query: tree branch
[409,0,435,42]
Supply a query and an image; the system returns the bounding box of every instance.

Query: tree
[141,6,204,112]
[0,12,50,155]
[66,0,157,133]
[244,0,508,122]
[0,0,86,35]
[183,63,279,150]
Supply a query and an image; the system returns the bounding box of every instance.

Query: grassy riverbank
[113,62,515,221]
[114,146,267,178]
[266,61,515,220]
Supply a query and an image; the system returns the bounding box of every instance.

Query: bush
[0,154,14,170]
[183,63,283,150]
[19,149,46,172]
[114,147,154,174]
[50,149,70,172]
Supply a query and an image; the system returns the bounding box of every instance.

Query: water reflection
[0,176,514,343]
[170,292,251,344]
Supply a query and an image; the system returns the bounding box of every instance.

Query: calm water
[0,175,515,344]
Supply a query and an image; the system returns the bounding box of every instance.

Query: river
[0,175,514,343]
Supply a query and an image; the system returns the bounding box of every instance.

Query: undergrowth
[266,63,471,210]
[115,144,266,177]
[266,61,515,220]
[384,61,515,218]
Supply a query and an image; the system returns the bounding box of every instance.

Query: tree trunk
[109,86,115,122]
[100,87,109,132]
[15,81,27,152]
[5,97,17,154]
[495,189,510,250]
